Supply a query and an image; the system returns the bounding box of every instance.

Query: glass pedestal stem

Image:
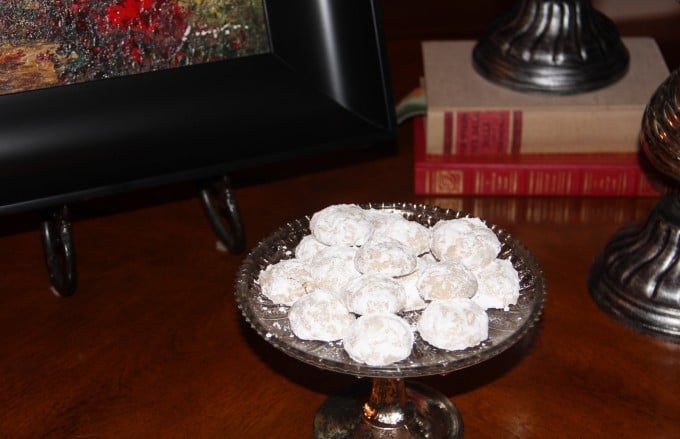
[313,378,463,438]
[363,378,414,429]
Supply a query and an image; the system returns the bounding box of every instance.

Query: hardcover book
[422,38,669,155]
[412,116,667,197]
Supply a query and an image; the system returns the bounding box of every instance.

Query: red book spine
[446,110,520,155]
[413,116,664,197]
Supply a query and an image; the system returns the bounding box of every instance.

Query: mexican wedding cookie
[416,260,478,301]
[257,258,315,306]
[343,313,414,366]
[342,274,406,315]
[417,299,489,351]
[309,245,361,296]
[354,237,417,277]
[309,204,373,247]
[294,234,328,261]
[288,290,355,342]
[430,217,501,270]
[472,258,520,310]
[368,211,432,256]
[395,254,437,312]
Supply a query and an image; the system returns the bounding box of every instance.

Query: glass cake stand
[235,202,547,438]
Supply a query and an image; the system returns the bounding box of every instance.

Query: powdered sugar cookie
[364,208,400,224]
[354,237,417,277]
[417,299,488,351]
[395,253,437,311]
[288,289,355,341]
[369,212,432,256]
[309,245,362,296]
[343,313,414,366]
[342,274,406,315]
[416,261,478,301]
[309,204,373,247]
[398,279,427,312]
[472,258,520,310]
[294,234,328,260]
[430,217,501,270]
[257,258,315,306]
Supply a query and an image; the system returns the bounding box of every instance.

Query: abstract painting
[0,0,269,95]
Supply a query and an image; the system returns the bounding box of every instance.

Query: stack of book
[412,38,671,197]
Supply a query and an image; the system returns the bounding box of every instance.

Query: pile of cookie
[256,204,520,366]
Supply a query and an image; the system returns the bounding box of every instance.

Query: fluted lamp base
[472,0,629,95]
[588,196,680,341]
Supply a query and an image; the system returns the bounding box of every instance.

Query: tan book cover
[422,38,670,155]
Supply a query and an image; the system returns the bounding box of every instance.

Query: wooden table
[2,2,678,438]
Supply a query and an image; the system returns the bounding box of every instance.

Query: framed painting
[0,0,396,215]
[0,0,271,93]
[0,0,396,296]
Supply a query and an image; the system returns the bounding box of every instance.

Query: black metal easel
[40,175,245,297]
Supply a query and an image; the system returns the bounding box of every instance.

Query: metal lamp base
[472,0,629,95]
[588,196,680,341]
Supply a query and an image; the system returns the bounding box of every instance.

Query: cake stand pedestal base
[313,378,462,439]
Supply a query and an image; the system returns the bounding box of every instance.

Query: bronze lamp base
[472,0,629,94]
[588,68,680,341]
[588,196,680,341]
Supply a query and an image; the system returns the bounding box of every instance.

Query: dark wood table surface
[2,2,679,438]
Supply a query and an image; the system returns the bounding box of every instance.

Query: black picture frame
[0,0,396,216]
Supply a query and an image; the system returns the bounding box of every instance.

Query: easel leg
[200,176,245,253]
[40,205,77,297]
